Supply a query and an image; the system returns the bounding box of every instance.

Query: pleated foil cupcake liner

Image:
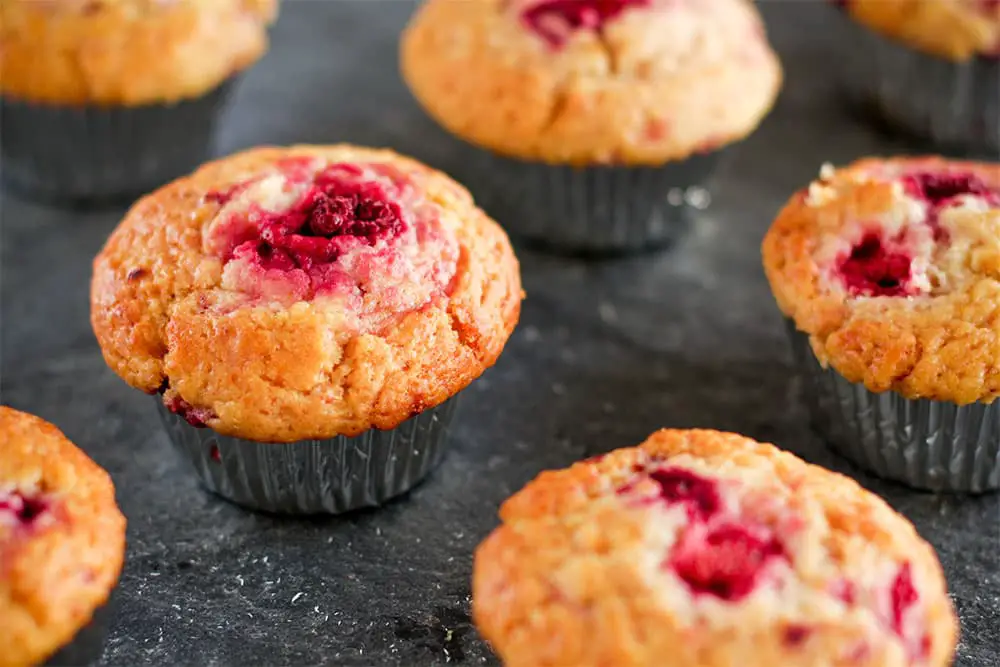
[0,78,238,204]
[459,146,724,255]
[835,8,1000,154]
[156,397,459,514]
[44,591,116,667]
[787,323,1000,493]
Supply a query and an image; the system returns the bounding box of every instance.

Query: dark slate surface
[1,2,997,665]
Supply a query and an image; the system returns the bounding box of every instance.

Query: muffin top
[841,0,1000,61]
[473,429,957,667]
[91,145,522,443]
[0,406,126,667]
[0,0,277,105]
[763,157,1000,404]
[400,0,782,166]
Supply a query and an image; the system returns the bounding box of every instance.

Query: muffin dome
[841,0,1000,61]
[0,406,126,667]
[91,145,522,442]
[401,0,782,165]
[763,157,1000,404]
[0,0,277,104]
[474,429,957,667]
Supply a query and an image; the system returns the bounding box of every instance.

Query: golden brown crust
[762,156,1000,404]
[91,144,523,442]
[400,0,782,166]
[0,0,277,104]
[845,0,1000,61]
[473,429,958,667]
[0,406,126,667]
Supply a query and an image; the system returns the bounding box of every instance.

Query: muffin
[0,0,277,202]
[401,0,782,254]
[763,156,1000,492]
[91,144,522,514]
[0,406,127,667]
[473,429,958,667]
[833,0,1000,153]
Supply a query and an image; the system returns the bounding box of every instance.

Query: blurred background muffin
[763,156,1000,492]
[401,0,782,255]
[833,0,1000,154]
[0,0,277,203]
[475,429,958,667]
[0,406,126,667]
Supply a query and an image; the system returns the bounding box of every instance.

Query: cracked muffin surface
[400,0,782,165]
[91,145,522,442]
[763,156,1000,404]
[0,406,126,667]
[841,0,1000,61]
[0,0,277,105]
[473,429,957,667]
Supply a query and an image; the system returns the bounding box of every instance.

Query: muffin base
[156,397,459,514]
[836,9,1000,155]
[43,593,116,667]
[460,148,724,256]
[788,323,1000,493]
[0,79,238,204]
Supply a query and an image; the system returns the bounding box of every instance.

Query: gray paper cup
[0,78,238,204]
[834,8,1000,154]
[156,397,459,514]
[787,322,1000,493]
[459,148,724,256]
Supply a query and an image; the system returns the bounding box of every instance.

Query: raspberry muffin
[91,144,522,514]
[474,429,958,667]
[0,406,127,667]
[833,0,999,153]
[763,156,1000,492]
[0,0,277,202]
[401,0,782,253]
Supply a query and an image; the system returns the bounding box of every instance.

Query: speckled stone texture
[1,3,997,666]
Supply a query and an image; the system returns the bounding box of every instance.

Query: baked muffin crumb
[401,0,782,164]
[0,0,277,104]
[92,145,522,442]
[474,429,957,667]
[763,157,1000,402]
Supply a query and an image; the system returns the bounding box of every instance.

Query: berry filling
[830,578,857,605]
[208,163,407,301]
[890,564,918,636]
[0,491,48,526]
[887,563,931,661]
[227,168,402,267]
[902,171,995,204]
[205,182,249,206]
[520,0,649,47]
[830,169,999,299]
[669,523,786,601]
[166,396,217,428]
[903,170,1000,240]
[619,466,787,601]
[782,624,812,647]
[837,232,914,298]
[618,467,721,521]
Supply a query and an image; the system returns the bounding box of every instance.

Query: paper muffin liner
[43,591,116,667]
[835,8,1000,154]
[787,322,1000,493]
[0,78,238,204]
[457,146,724,255]
[155,397,459,514]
